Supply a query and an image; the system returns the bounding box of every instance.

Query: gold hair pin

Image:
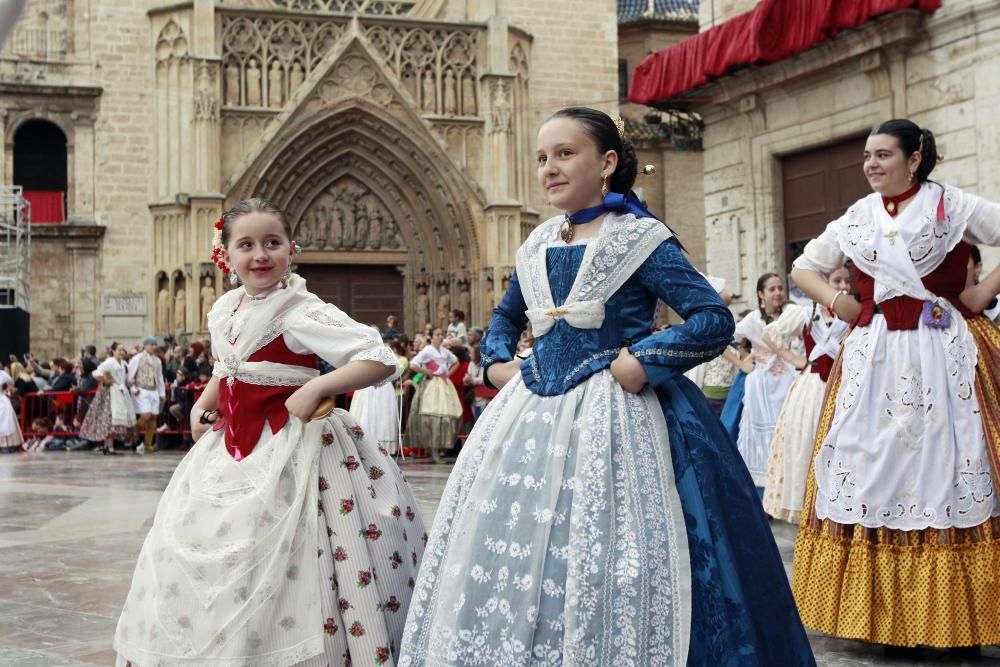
[614,116,625,140]
[642,164,656,175]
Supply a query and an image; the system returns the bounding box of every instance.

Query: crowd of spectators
[0,307,534,456]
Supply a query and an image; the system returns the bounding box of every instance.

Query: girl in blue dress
[399,108,814,666]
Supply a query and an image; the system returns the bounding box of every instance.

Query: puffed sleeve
[793,219,847,274]
[628,238,735,391]
[956,188,1000,246]
[479,270,529,383]
[285,301,401,384]
[763,303,807,348]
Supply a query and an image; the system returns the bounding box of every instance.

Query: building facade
[634,0,1000,307]
[2,0,628,357]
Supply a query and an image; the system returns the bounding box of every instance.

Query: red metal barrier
[13,376,483,452]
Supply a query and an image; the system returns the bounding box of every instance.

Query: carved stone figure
[289,62,304,96]
[194,64,217,119]
[246,58,262,106]
[268,60,283,107]
[157,287,171,332]
[200,277,216,332]
[384,217,401,250]
[457,280,471,316]
[462,72,476,115]
[415,284,430,329]
[224,61,240,106]
[436,286,450,329]
[421,70,435,112]
[174,288,187,333]
[443,69,458,115]
[485,280,495,316]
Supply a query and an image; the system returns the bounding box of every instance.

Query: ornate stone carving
[296,177,407,251]
[456,279,470,317]
[436,282,450,329]
[490,78,512,134]
[194,62,218,119]
[157,283,171,333]
[200,277,217,331]
[271,0,415,14]
[173,284,187,333]
[415,282,430,328]
[314,54,393,107]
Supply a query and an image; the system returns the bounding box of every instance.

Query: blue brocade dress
[400,214,814,666]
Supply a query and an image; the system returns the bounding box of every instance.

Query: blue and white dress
[400,212,814,666]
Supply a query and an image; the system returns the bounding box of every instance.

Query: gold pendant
[560,218,573,244]
[886,201,896,214]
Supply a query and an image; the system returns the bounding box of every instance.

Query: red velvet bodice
[801,327,835,383]
[854,242,972,330]
[212,336,319,460]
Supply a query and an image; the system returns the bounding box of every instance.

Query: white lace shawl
[208,275,401,388]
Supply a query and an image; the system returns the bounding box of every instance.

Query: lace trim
[349,345,402,387]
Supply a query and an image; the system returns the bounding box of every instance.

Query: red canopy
[629,0,941,105]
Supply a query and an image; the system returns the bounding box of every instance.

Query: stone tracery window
[219,12,482,116]
[270,0,415,15]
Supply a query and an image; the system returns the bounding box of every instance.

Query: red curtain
[629,0,941,106]
[23,190,65,223]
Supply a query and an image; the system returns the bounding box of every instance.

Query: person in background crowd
[81,345,97,362]
[734,272,803,496]
[446,309,467,342]
[762,263,852,524]
[0,367,24,452]
[76,358,98,392]
[128,336,166,455]
[383,314,400,340]
[48,359,77,392]
[408,327,462,463]
[466,326,483,347]
[78,344,136,455]
[719,310,753,443]
[463,345,495,420]
[8,362,38,398]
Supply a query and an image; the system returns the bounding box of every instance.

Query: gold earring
[907,171,914,184]
[601,175,609,197]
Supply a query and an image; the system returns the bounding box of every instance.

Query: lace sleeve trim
[349,345,402,386]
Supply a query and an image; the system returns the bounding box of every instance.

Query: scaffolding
[0,185,31,311]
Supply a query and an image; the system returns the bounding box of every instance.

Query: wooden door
[781,136,871,272]
[297,264,404,333]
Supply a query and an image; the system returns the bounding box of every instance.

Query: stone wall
[698,0,760,30]
[693,1,1000,308]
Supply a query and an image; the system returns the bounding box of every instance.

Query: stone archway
[232,104,484,332]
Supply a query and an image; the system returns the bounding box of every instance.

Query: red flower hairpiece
[211,216,229,273]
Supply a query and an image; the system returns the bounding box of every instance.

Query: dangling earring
[280,264,291,288]
[907,171,914,185]
[600,175,609,197]
[229,271,238,286]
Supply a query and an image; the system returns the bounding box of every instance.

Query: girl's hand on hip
[285,382,324,422]
[611,348,648,393]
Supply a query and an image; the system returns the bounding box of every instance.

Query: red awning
[629,0,941,106]
[23,190,65,223]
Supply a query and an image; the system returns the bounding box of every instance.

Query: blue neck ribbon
[566,191,658,225]
[566,191,685,250]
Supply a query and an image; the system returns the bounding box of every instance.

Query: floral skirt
[115,409,426,666]
[79,386,137,443]
[793,315,1000,648]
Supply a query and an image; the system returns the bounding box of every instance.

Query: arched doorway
[230,104,484,336]
[13,119,67,223]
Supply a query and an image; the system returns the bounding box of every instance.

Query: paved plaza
[0,452,996,666]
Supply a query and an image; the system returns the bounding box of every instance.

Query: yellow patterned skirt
[792,316,1000,648]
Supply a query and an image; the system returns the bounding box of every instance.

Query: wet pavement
[0,451,996,666]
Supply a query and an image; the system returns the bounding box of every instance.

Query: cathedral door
[297,264,404,334]
[781,135,870,272]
